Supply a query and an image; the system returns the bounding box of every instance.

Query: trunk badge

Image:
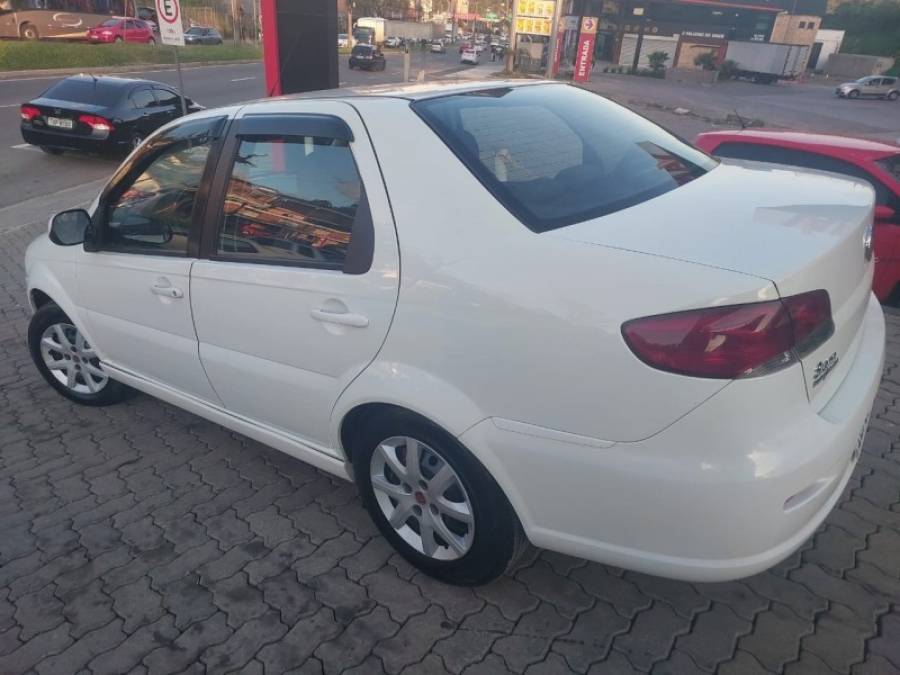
[813,352,839,387]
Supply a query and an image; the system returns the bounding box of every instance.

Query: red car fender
[873,217,900,301]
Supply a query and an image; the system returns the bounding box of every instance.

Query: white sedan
[24,81,884,585]
[460,48,479,65]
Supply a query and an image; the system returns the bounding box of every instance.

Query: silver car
[836,76,899,101]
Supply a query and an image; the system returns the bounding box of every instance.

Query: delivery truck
[724,41,810,84]
[355,17,386,45]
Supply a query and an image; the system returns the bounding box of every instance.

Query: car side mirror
[49,209,91,246]
[875,205,897,223]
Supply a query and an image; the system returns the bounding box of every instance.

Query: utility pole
[505,0,517,73]
[545,0,563,78]
[231,0,239,45]
[348,0,354,47]
[631,7,645,72]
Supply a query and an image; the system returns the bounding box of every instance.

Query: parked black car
[183,26,224,45]
[20,75,202,156]
[348,44,386,71]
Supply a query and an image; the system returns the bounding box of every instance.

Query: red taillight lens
[20,105,40,121]
[622,290,833,379]
[77,114,114,132]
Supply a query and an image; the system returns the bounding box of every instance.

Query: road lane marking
[0,103,21,108]
[230,76,256,82]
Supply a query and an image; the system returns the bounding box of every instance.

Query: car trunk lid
[549,159,876,406]
[28,97,111,136]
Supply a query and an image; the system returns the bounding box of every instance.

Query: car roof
[274,80,554,103]
[61,74,173,89]
[698,129,900,158]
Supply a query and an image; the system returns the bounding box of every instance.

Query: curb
[0,59,260,81]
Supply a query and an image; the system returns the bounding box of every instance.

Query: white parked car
[337,33,349,48]
[24,82,884,586]
[460,48,479,65]
[385,36,401,48]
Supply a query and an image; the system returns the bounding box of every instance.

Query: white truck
[724,41,810,84]
[355,17,386,45]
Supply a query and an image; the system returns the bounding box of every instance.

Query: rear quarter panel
[336,99,781,443]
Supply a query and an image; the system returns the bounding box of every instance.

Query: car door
[152,86,183,124]
[129,86,159,138]
[76,115,228,403]
[190,103,400,451]
[861,77,881,97]
[124,19,140,42]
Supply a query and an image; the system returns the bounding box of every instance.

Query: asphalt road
[0,50,474,208]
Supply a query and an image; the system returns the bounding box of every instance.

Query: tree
[647,51,669,74]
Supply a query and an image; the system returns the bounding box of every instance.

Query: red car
[87,18,156,44]
[696,130,900,304]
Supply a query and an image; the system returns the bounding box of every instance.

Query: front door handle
[311,308,369,328]
[151,283,183,299]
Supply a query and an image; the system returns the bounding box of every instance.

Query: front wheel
[352,411,527,585]
[28,303,132,406]
[848,89,860,99]
[888,91,899,101]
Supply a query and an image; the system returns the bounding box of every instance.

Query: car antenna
[733,109,749,130]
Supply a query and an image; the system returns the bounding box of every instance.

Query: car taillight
[20,105,40,121]
[78,114,114,133]
[621,290,833,379]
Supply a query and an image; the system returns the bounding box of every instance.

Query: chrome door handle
[151,284,183,299]
[310,308,369,328]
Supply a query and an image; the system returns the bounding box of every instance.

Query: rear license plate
[46,117,73,130]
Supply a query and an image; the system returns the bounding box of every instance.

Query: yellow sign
[518,0,555,19]
[515,15,552,36]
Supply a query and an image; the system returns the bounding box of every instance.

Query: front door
[190,103,400,451]
[76,115,228,403]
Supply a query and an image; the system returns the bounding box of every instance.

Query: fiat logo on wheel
[156,0,179,24]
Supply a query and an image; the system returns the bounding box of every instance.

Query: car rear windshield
[412,84,716,232]
[352,45,374,54]
[42,78,124,106]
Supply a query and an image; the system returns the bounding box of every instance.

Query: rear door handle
[151,283,183,299]
[311,308,369,328]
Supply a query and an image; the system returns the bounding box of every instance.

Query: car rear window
[42,78,125,107]
[412,84,715,232]
[352,45,374,54]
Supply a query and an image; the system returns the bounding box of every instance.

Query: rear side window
[43,78,124,107]
[712,142,895,207]
[130,88,156,110]
[216,135,363,269]
[413,85,715,232]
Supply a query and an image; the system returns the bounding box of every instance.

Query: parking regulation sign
[156,0,185,46]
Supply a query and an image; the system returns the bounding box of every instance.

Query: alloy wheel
[39,323,108,395]
[370,436,475,560]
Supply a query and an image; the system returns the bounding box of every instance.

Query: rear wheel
[20,22,38,39]
[148,37,156,45]
[28,303,132,406]
[130,133,144,150]
[114,36,123,43]
[848,89,860,99]
[40,146,64,155]
[352,411,527,585]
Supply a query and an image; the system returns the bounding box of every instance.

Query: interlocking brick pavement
[2,219,900,674]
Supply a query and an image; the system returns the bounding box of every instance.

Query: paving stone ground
[2,220,900,675]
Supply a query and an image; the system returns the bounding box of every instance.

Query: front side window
[216,135,362,268]
[104,141,212,254]
[154,87,180,106]
[413,84,714,232]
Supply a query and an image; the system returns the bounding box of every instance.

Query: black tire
[40,146,64,155]
[130,133,144,151]
[848,89,860,99]
[351,410,527,585]
[28,303,132,407]
[889,91,899,101]
[348,60,354,69]
[114,36,123,43]
[20,22,38,39]
[148,37,156,45]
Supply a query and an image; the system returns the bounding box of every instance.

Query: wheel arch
[26,261,98,348]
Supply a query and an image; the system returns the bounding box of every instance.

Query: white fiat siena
[25,82,884,585]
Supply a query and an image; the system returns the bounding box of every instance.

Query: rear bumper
[21,125,121,152]
[460,294,885,582]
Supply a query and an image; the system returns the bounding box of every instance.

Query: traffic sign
[156,0,185,46]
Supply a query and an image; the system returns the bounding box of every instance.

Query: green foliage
[647,50,669,73]
[693,52,717,71]
[0,42,261,72]
[718,59,739,80]
[822,0,900,58]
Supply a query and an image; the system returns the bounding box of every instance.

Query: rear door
[129,86,159,138]
[190,103,399,450]
[152,86,184,124]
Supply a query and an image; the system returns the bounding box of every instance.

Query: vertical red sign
[573,16,598,83]
[550,20,566,77]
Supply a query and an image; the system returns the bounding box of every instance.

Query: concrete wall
[825,53,897,79]
[812,28,844,70]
